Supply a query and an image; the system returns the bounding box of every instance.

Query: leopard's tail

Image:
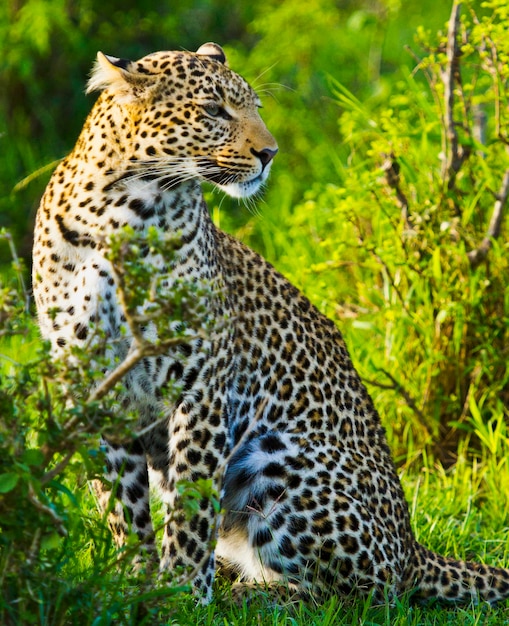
[411,543,509,603]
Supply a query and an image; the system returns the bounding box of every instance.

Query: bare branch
[27,483,68,537]
[381,154,411,228]
[441,1,471,197]
[468,166,509,268]
[88,344,144,403]
[363,367,431,432]
[88,328,209,404]
[41,450,75,486]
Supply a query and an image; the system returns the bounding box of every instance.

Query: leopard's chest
[33,244,116,344]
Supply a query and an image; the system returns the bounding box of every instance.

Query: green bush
[0,227,218,624]
[260,0,509,462]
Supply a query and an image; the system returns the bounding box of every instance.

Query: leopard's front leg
[93,437,158,571]
[159,397,228,602]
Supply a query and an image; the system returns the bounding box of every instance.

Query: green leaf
[0,472,19,493]
[22,448,45,467]
[431,247,442,282]
[40,531,62,551]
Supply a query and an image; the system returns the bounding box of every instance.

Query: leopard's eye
[203,102,232,120]
[204,103,221,117]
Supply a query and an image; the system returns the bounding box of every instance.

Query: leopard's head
[86,43,278,198]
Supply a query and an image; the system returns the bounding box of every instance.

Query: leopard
[32,42,509,606]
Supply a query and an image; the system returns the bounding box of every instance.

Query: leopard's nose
[251,147,278,169]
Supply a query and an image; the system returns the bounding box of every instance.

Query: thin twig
[41,450,75,486]
[368,247,410,314]
[467,166,509,268]
[363,368,431,431]
[89,329,209,404]
[441,1,471,198]
[381,154,411,228]
[26,528,42,568]
[27,483,68,537]
[88,344,144,403]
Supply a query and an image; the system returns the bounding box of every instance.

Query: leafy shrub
[0,227,219,624]
[267,0,509,463]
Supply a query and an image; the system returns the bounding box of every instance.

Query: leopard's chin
[217,171,269,199]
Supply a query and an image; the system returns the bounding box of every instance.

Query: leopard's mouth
[200,160,270,198]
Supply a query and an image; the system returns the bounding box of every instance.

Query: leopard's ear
[86,52,138,97]
[196,43,227,65]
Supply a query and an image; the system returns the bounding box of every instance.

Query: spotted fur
[33,43,509,604]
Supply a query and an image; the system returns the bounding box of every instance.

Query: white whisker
[103,154,267,204]
[250,63,280,89]
[105,156,233,193]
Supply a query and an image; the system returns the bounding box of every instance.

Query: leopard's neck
[40,157,217,265]
[106,176,224,292]
[33,168,225,348]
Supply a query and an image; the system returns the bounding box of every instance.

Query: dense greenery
[1,0,508,623]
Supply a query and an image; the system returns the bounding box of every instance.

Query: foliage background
[1,0,450,257]
[1,0,509,624]
[2,0,506,456]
